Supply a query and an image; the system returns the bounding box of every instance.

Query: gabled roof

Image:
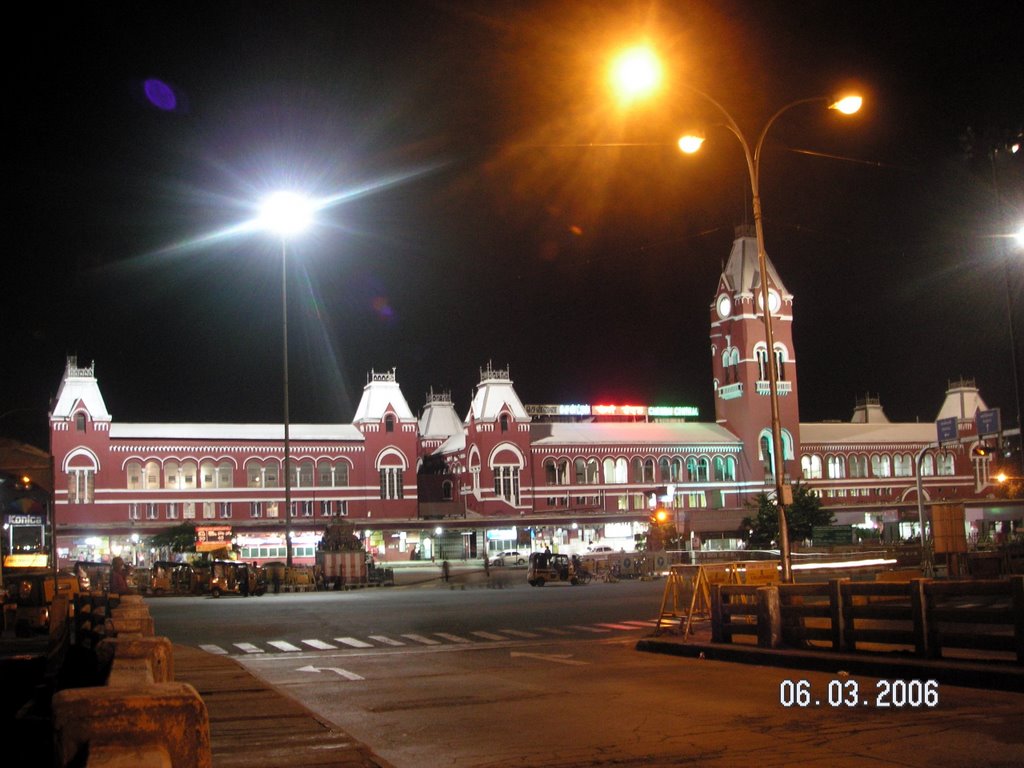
[419,392,464,439]
[466,365,530,423]
[936,382,988,421]
[529,421,742,450]
[352,369,415,423]
[50,358,111,421]
[108,423,363,441]
[800,422,936,446]
[720,230,790,298]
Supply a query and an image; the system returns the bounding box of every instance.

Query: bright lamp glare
[258,191,315,236]
[830,95,863,115]
[1015,226,1024,248]
[678,134,705,154]
[610,46,662,101]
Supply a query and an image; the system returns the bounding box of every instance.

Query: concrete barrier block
[87,743,172,768]
[53,682,211,768]
[97,636,175,683]
[107,657,155,686]
[108,615,155,636]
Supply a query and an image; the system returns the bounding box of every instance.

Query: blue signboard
[976,408,1001,437]
[936,416,958,444]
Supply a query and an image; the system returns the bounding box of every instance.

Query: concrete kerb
[52,595,213,768]
[636,631,1024,694]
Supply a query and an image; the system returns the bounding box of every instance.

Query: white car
[587,545,616,554]
[491,550,526,566]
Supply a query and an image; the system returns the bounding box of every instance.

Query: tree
[741,483,834,548]
[147,522,198,554]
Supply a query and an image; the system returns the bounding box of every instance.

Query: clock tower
[710,226,801,490]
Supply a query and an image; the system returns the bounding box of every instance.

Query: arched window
[937,453,955,476]
[75,413,86,432]
[385,414,395,433]
[145,461,161,489]
[334,461,349,487]
[848,454,868,479]
[500,414,509,433]
[442,480,453,501]
[920,455,935,476]
[180,461,198,489]
[165,461,180,489]
[544,458,557,485]
[801,454,823,480]
[246,462,264,488]
[725,456,736,481]
[218,461,234,488]
[871,454,892,478]
[713,456,726,482]
[893,454,913,477]
[127,461,143,490]
[659,457,672,482]
[754,344,769,381]
[774,344,788,381]
[826,455,846,479]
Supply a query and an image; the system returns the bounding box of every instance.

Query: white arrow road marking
[297,665,364,680]
[510,652,589,666]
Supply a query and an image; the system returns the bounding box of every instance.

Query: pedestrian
[483,554,490,578]
[442,559,450,583]
[110,556,130,594]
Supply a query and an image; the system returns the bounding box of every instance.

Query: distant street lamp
[609,46,861,582]
[258,191,315,568]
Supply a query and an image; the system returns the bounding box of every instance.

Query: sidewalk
[636,622,1024,693]
[173,644,392,768]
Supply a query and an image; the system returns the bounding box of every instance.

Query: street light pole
[258,190,315,570]
[680,87,850,583]
[281,237,293,568]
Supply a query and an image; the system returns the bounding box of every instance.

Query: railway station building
[46,229,1016,565]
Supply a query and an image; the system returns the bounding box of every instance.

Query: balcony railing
[755,380,792,396]
[717,383,744,400]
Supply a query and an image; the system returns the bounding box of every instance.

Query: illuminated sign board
[526,404,699,418]
[195,525,233,552]
[5,514,45,526]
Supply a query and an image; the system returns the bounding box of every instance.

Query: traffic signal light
[972,444,991,458]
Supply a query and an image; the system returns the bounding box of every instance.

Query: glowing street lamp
[258,190,315,568]
[609,44,862,582]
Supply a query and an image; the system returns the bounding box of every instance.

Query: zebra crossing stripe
[302,639,337,650]
[233,642,265,653]
[268,640,303,652]
[335,637,374,648]
[622,620,658,627]
[568,625,610,633]
[595,623,638,631]
[200,644,228,655]
[471,631,508,641]
[536,627,572,635]
[401,633,441,645]
[434,633,472,644]
[368,635,406,646]
[500,629,540,638]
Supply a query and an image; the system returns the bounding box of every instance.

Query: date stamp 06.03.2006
[779,677,939,709]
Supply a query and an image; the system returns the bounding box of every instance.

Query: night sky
[7,0,1024,449]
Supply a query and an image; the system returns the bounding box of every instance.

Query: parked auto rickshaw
[2,570,79,636]
[527,552,591,586]
[149,561,196,595]
[208,560,265,597]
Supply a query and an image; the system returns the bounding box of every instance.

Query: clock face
[717,294,732,319]
[758,289,781,313]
